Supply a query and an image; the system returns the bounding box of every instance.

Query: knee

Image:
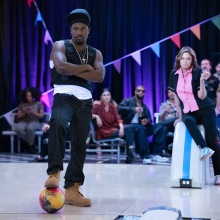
[138,126,146,135]
[50,118,69,130]
[183,116,194,125]
[26,127,35,133]
[153,124,164,135]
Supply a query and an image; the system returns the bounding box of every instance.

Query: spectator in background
[213,61,220,81]
[200,59,220,129]
[118,85,169,163]
[159,89,179,127]
[213,62,220,120]
[159,89,179,151]
[32,122,50,162]
[32,122,72,162]
[200,59,219,104]
[92,91,118,156]
[92,88,135,162]
[16,87,44,153]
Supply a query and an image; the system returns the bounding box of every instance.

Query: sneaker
[44,171,60,188]
[200,147,215,160]
[143,158,152,164]
[65,183,91,207]
[214,175,220,185]
[152,155,169,162]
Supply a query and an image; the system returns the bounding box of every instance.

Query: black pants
[47,94,92,188]
[182,106,220,175]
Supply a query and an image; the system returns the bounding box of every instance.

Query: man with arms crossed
[44,9,105,207]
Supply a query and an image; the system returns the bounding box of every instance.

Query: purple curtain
[0,0,220,150]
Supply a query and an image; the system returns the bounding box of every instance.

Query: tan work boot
[65,183,91,207]
[44,171,60,188]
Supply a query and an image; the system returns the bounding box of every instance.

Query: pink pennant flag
[190,25,201,40]
[131,51,141,65]
[34,12,43,26]
[113,60,121,74]
[27,0,34,7]
[44,30,53,45]
[41,94,51,108]
[171,34,181,48]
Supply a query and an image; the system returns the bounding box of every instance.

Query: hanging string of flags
[111,14,220,73]
[0,0,220,124]
[29,0,53,45]
[28,0,220,72]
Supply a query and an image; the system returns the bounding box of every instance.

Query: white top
[53,84,92,100]
[131,113,139,123]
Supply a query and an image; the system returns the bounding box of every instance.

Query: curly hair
[19,87,42,103]
[173,46,199,71]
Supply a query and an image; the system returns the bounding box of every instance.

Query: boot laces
[71,183,84,197]
[49,172,59,179]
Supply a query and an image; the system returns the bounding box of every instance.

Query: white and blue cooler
[171,122,210,188]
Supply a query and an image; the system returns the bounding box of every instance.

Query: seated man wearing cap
[44,9,105,207]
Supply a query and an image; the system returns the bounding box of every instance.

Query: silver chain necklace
[72,42,88,65]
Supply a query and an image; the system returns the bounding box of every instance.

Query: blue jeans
[47,94,92,188]
[130,123,167,158]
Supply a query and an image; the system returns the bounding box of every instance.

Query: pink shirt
[176,68,199,113]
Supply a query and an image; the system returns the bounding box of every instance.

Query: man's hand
[140,118,149,126]
[135,107,143,113]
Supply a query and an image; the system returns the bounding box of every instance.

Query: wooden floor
[0,153,219,220]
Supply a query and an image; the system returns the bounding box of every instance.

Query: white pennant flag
[131,51,141,66]
[4,111,14,126]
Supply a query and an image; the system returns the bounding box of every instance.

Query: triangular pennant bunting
[150,43,160,58]
[41,93,51,108]
[190,25,201,40]
[44,30,53,45]
[4,111,14,126]
[34,11,43,26]
[113,60,121,73]
[131,51,141,65]
[27,0,34,7]
[211,16,220,30]
[171,34,181,48]
[0,8,219,120]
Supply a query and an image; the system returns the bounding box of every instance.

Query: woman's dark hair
[100,88,118,106]
[19,87,42,103]
[173,46,199,71]
[100,88,110,95]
